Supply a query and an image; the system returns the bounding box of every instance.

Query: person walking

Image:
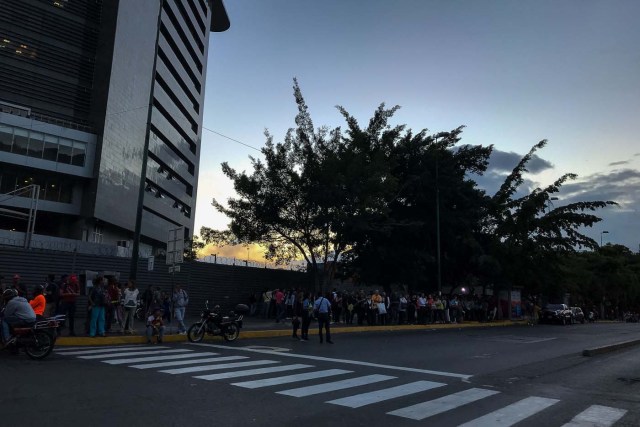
[172,284,189,334]
[314,293,333,344]
[122,280,139,334]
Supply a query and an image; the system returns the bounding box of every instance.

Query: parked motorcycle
[187,301,248,343]
[1,314,65,360]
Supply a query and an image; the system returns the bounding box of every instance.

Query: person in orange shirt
[29,285,46,320]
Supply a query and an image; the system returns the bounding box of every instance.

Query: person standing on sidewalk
[300,292,311,341]
[274,288,285,323]
[122,280,139,334]
[88,278,107,337]
[314,293,333,344]
[58,274,80,336]
[172,284,189,335]
[43,274,58,318]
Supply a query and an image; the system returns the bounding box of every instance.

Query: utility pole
[435,142,442,293]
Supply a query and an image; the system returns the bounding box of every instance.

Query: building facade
[0,0,229,255]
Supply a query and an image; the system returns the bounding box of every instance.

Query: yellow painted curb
[56,321,519,347]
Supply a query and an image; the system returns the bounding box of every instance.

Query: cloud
[608,160,630,166]
[551,168,640,250]
[488,149,554,174]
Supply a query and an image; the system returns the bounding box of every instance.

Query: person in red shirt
[29,285,46,320]
[274,288,285,323]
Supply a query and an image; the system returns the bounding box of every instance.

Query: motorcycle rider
[2,288,37,346]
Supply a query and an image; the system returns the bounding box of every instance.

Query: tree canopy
[203,80,621,299]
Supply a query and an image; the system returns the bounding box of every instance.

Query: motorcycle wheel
[223,323,240,342]
[187,323,206,343]
[25,330,54,360]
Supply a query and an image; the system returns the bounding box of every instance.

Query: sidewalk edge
[56,320,519,347]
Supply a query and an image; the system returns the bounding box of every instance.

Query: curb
[582,338,640,357]
[56,320,519,347]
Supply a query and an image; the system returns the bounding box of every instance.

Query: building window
[0,128,13,152]
[11,128,28,156]
[92,225,103,243]
[71,143,86,166]
[0,173,17,193]
[27,131,44,159]
[0,124,86,166]
[57,138,73,164]
[43,134,59,161]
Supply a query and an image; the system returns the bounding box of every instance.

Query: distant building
[0,0,229,255]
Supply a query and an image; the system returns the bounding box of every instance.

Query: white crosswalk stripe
[387,387,500,420]
[562,405,628,427]
[195,364,312,381]
[56,346,631,427]
[327,380,446,409]
[57,346,164,356]
[130,356,249,369]
[78,349,192,359]
[458,396,560,427]
[277,374,396,397]
[232,369,352,389]
[160,359,278,375]
[103,352,218,365]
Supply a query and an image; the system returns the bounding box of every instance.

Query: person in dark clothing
[58,274,80,336]
[300,292,311,341]
[43,274,59,318]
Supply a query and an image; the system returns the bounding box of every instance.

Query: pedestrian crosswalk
[55,345,630,427]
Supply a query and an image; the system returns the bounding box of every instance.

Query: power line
[202,126,262,152]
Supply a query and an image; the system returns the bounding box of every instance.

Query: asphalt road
[2,322,639,427]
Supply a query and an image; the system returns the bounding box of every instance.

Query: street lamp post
[546,196,558,213]
[600,230,609,247]
[210,253,217,264]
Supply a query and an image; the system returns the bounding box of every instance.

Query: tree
[483,140,617,295]
[209,79,355,291]
[341,126,493,292]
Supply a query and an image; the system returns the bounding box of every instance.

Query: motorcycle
[187,301,248,343]
[1,314,65,360]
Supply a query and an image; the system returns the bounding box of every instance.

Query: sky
[195,0,640,261]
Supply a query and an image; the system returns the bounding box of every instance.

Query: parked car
[540,304,573,325]
[570,307,585,324]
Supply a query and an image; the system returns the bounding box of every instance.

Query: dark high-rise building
[0,0,229,256]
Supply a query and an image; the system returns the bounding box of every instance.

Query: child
[146,308,165,344]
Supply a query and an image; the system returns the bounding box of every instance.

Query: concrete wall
[0,246,311,318]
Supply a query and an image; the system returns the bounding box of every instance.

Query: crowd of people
[0,273,189,342]
[253,288,502,338]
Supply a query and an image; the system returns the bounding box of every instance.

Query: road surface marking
[195,364,312,381]
[232,369,352,389]
[160,360,278,375]
[78,349,191,359]
[129,356,248,369]
[277,374,396,397]
[103,352,218,365]
[327,380,446,408]
[562,405,628,427]
[387,388,499,420]
[189,343,472,380]
[458,396,560,427]
[57,346,166,355]
[56,346,121,351]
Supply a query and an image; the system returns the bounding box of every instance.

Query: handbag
[378,303,387,314]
